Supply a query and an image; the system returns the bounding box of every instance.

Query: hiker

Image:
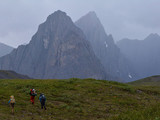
[30,89,37,104]
[8,95,15,114]
[39,93,46,110]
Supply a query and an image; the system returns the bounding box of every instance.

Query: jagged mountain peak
[85,11,97,18]
[76,11,117,46]
[75,11,117,46]
[46,10,71,22]
[76,12,136,82]
[0,10,107,80]
[75,11,110,44]
[52,10,66,15]
[39,10,74,30]
[76,11,102,28]
[30,10,79,49]
[145,33,160,41]
[48,10,67,17]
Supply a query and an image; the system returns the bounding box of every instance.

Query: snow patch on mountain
[104,41,108,48]
[128,74,132,78]
[43,39,49,49]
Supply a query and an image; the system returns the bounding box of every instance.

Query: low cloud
[0,0,160,47]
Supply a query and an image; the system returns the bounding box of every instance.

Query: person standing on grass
[8,95,15,114]
[30,89,37,104]
[39,93,46,110]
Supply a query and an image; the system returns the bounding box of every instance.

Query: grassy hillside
[1,78,160,120]
[128,75,160,86]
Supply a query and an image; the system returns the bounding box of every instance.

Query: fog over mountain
[0,10,107,80]
[117,33,160,79]
[0,1,160,82]
[0,1,160,47]
[75,12,136,81]
[0,43,13,57]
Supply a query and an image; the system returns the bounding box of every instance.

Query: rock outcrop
[75,12,136,82]
[0,10,106,80]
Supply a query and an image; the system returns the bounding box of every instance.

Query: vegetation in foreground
[0,78,160,120]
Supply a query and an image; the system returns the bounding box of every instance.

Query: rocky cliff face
[117,33,160,79]
[0,42,13,57]
[0,10,106,79]
[75,12,136,82]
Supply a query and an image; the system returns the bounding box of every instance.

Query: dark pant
[11,103,15,108]
[41,101,46,110]
[10,103,15,114]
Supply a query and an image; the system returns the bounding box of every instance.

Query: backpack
[10,98,15,104]
[30,89,32,95]
[41,95,46,102]
[30,89,36,96]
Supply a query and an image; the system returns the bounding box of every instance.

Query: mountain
[75,11,136,82]
[117,33,160,80]
[128,75,160,86]
[0,70,30,79]
[0,42,13,57]
[0,10,106,80]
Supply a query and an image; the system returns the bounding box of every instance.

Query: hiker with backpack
[30,89,37,104]
[8,95,15,114]
[39,93,46,110]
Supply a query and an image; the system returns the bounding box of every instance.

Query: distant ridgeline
[117,33,160,80]
[128,75,160,86]
[0,42,13,57]
[0,70,30,79]
[0,10,159,82]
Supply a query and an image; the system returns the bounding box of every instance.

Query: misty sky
[0,0,160,47]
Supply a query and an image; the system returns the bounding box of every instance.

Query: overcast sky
[0,0,160,47]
